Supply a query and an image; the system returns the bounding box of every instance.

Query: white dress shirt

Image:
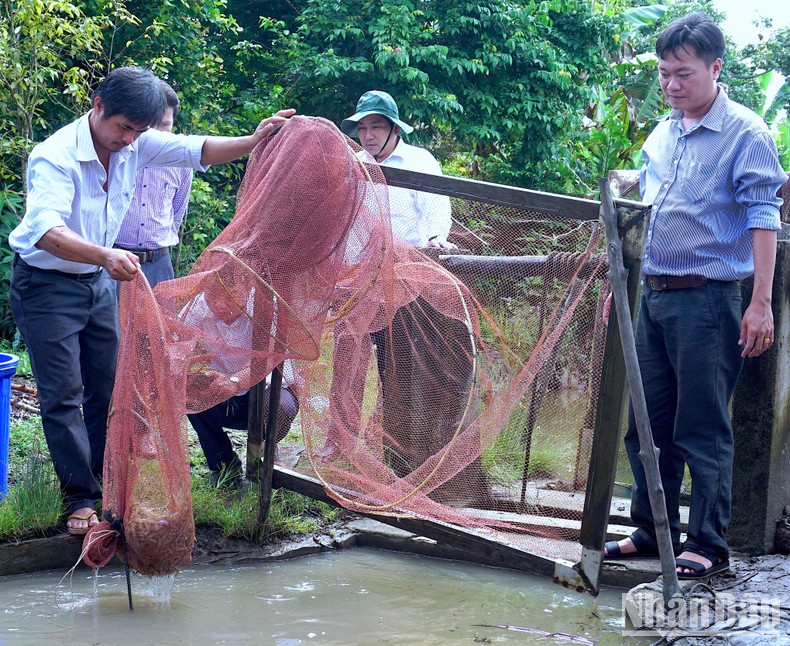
[10,111,207,273]
[359,139,452,246]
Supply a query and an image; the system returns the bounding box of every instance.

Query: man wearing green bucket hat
[320,91,479,477]
[340,90,456,250]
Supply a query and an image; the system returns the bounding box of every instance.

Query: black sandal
[676,555,729,579]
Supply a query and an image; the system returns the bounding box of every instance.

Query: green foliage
[0,0,124,184]
[0,341,31,375]
[259,0,620,191]
[0,187,24,339]
[173,176,237,277]
[747,26,790,166]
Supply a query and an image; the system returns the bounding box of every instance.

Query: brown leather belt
[114,246,170,263]
[645,274,708,291]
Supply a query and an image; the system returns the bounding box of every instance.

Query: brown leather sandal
[66,508,99,536]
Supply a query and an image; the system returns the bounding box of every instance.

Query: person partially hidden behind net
[183,284,299,490]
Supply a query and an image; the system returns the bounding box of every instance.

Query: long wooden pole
[598,180,682,602]
[256,364,283,535]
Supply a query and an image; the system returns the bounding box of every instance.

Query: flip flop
[676,556,730,580]
[66,508,99,536]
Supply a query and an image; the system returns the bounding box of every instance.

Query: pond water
[0,548,645,645]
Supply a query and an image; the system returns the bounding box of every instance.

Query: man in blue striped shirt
[604,13,786,579]
[9,67,293,535]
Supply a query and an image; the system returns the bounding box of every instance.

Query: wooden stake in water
[256,363,283,534]
[598,180,682,602]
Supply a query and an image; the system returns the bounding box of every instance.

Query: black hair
[92,67,165,126]
[655,12,725,66]
[158,80,181,122]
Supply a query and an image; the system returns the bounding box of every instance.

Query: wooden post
[246,382,266,483]
[598,180,681,602]
[256,365,283,533]
[576,198,649,594]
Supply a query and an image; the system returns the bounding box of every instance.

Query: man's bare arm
[739,228,777,358]
[36,226,140,281]
[200,109,296,166]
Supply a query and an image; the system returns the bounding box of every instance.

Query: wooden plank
[272,466,560,577]
[578,202,651,591]
[437,252,607,281]
[379,166,601,221]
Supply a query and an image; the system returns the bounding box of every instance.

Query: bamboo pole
[598,180,682,602]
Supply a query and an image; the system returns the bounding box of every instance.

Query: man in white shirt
[9,66,293,535]
[340,90,456,250]
[327,93,481,496]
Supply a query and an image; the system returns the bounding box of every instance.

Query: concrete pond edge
[0,516,498,579]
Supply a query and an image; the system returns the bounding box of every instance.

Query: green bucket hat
[340,90,414,138]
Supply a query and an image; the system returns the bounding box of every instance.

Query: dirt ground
[625,554,790,645]
[9,374,39,418]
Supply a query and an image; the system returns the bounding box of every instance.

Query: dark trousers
[10,258,118,515]
[372,297,477,487]
[188,385,299,474]
[626,281,743,560]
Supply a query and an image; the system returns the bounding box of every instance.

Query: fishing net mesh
[84,115,609,575]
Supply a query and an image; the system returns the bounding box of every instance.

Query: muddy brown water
[0,547,647,645]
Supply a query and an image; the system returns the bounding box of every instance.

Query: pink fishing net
[84,115,607,575]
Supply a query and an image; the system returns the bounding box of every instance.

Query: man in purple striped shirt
[114,81,192,287]
[604,13,786,579]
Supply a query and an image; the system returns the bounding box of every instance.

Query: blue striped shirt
[640,88,784,281]
[9,111,207,273]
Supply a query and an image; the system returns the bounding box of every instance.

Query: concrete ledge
[0,534,85,577]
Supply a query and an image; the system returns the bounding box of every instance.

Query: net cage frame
[249,163,652,595]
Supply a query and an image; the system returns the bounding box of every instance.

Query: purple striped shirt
[640,88,784,281]
[116,165,193,249]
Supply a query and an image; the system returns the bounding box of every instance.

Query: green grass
[482,411,573,485]
[191,476,340,543]
[6,417,46,487]
[481,389,584,488]
[0,444,64,541]
[1,412,340,544]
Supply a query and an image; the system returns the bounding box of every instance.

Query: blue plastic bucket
[0,352,20,501]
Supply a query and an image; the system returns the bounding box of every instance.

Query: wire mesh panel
[292,192,610,567]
